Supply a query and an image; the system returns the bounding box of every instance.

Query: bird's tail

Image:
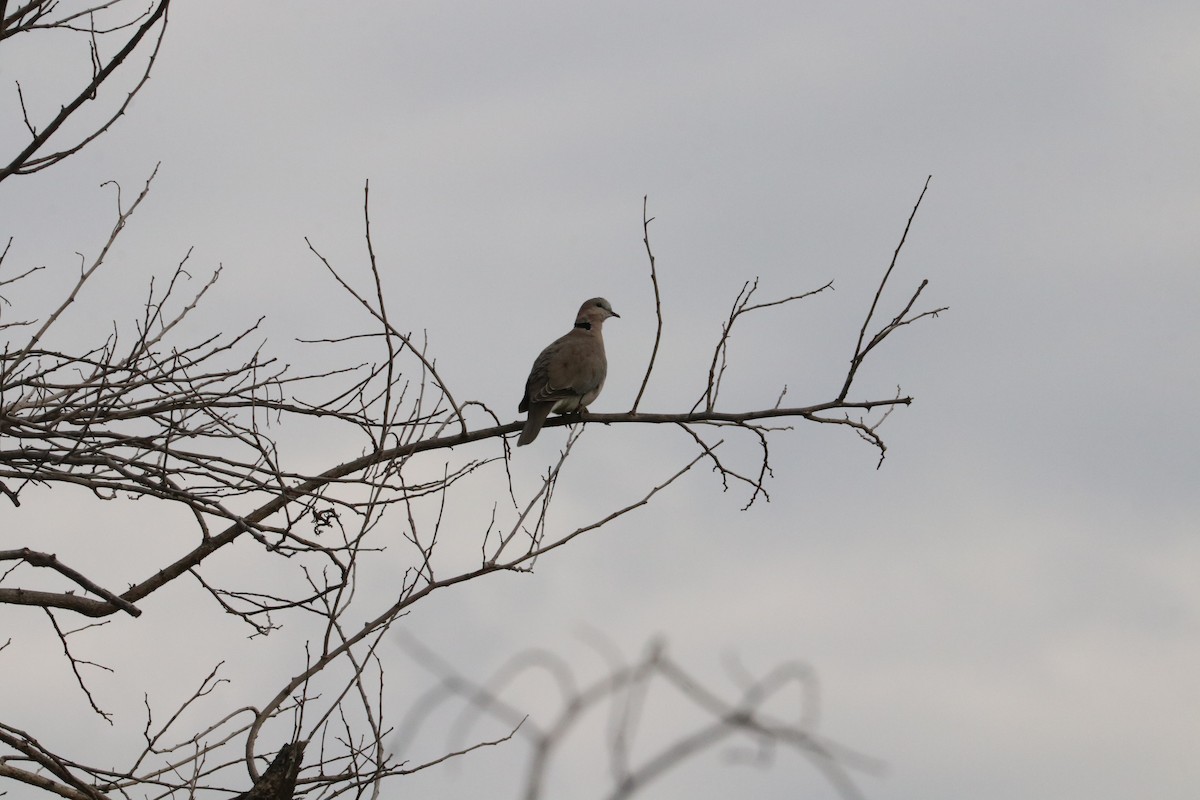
[517,403,555,446]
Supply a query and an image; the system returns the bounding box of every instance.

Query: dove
[517,297,620,446]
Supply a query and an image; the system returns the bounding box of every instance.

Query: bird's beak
[611,311,621,318]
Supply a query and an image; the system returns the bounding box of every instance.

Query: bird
[517,297,620,446]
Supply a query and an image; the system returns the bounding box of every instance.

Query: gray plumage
[517,297,620,446]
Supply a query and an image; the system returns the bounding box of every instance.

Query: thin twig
[631,196,663,412]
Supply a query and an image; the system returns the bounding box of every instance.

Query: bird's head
[575,297,620,329]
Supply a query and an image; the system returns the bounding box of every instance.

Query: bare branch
[44,610,113,724]
[630,196,663,413]
[693,278,834,414]
[0,0,171,181]
[838,175,945,402]
[1,171,942,799]
[0,549,141,616]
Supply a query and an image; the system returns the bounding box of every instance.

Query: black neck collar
[574,321,592,330]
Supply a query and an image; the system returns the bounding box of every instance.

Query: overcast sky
[3,2,1198,799]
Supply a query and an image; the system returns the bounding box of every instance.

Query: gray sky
[2,2,1198,799]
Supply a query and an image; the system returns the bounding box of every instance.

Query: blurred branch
[399,635,879,800]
